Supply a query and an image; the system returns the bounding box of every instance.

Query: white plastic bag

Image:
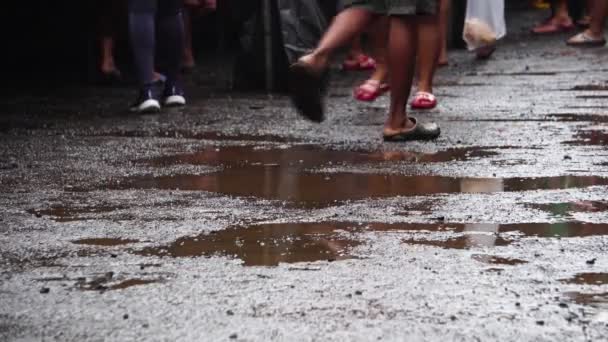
[463,0,506,51]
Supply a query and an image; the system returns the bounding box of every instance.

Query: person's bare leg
[586,0,608,38]
[416,15,440,95]
[369,16,389,83]
[385,16,417,133]
[183,7,196,69]
[533,0,573,32]
[300,8,375,71]
[100,37,118,74]
[438,0,450,66]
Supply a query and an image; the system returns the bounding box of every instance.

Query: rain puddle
[134,221,608,265]
[564,292,608,310]
[72,238,140,246]
[529,201,608,217]
[403,235,513,250]
[471,254,528,265]
[572,84,608,91]
[137,222,362,266]
[561,273,608,285]
[102,130,295,143]
[566,130,608,146]
[75,272,162,291]
[546,114,608,123]
[29,205,125,222]
[107,172,608,207]
[141,145,497,168]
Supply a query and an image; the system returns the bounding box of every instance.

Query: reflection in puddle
[403,235,513,250]
[72,238,140,246]
[561,273,608,285]
[136,221,608,265]
[102,130,295,143]
[471,254,527,265]
[529,201,608,218]
[29,205,125,222]
[137,222,362,266]
[75,273,162,291]
[142,145,498,168]
[107,171,608,208]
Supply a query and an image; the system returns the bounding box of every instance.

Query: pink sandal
[411,91,437,109]
[342,54,377,71]
[354,79,389,102]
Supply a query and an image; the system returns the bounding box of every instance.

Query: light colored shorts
[344,0,437,15]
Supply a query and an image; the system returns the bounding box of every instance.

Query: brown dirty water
[102,130,295,143]
[561,273,608,285]
[141,145,499,168]
[546,114,608,123]
[403,235,513,250]
[572,84,608,91]
[564,292,608,309]
[71,238,140,246]
[136,222,363,266]
[29,205,126,222]
[106,171,608,207]
[110,279,161,290]
[471,254,528,265]
[529,201,608,217]
[565,130,608,146]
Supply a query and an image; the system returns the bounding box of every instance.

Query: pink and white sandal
[354,79,389,102]
[411,91,437,110]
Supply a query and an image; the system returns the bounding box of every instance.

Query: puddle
[546,114,608,123]
[561,273,608,285]
[107,172,608,207]
[566,130,608,146]
[471,254,528,265]
[75,272,162,291]
[564,292,608,310]
[29,205,125,222]
[72,238,140,246]
[572,84,608,91]
[142,145,498,168]
[110,279,160,290]
[529,201,608,217]
[137,222,362,266]
[403,235,513,250]
[102,130,295,143]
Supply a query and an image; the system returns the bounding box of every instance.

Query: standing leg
[98,0,121,77]
[412,14,441,110]
[354,16,389,102]
[128,0,160,112]
[385,16,417,134]
[567,0,608,46]
[384,15,440,141]
[157,0,187,106]
[532,0,574,34]
[438,0,450,66]
[182,4,197,71]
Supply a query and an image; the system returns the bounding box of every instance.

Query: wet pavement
[2,9,608,342]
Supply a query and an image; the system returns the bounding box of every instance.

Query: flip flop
[354,79,389,102]
[383,117,441,142]
[410,91,437,110]
[567,32,607,47]
[342,54,376,71]
[289,61,326,123]
[532,20,575,34]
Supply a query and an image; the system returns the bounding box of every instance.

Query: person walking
[128,0,186,113]
[289,0,441,142]
[567,0,608,47]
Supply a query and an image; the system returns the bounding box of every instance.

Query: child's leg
[416,15,440,95]
[438,0,450,66]
[385,16,417,132]
[300,8,375,70]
